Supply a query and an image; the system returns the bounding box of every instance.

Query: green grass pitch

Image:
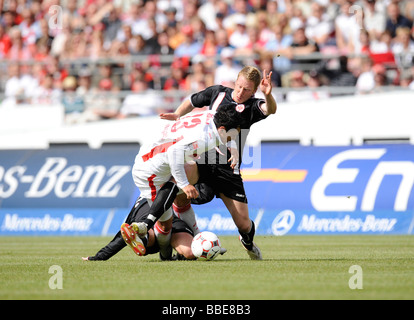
[0,235,413,300]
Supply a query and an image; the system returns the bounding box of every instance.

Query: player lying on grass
[158,66,277,260]
[121,105,243,259]
[82,197,196,261]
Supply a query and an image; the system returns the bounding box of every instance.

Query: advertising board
[1,143,413,235]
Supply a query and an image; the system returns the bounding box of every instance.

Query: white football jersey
[132,111,223,200]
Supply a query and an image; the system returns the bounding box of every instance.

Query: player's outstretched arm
[259,69,277,115]
[160,98,194,121]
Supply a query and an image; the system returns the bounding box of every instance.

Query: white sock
[173,203,200,235]
[154,222,172,258]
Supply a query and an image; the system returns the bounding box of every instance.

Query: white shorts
[132,155,172,201]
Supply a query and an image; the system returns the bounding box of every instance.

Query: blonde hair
[396,26,410,37]
[238,66,262,90]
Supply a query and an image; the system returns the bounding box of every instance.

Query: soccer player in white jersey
[121,105,242,259]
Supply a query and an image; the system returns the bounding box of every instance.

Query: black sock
[239,220,255,251]
[142,181,179,229]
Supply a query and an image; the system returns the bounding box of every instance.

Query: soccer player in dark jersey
[160,66,277,260]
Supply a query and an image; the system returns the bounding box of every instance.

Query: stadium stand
[0,0,413,125]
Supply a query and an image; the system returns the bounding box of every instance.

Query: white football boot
[239,235,262,260]
[130,222,148,237]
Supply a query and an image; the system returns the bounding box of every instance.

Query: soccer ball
[191,231,221,261]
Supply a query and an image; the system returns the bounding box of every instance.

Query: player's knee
[156,220,172,233]
[174,194,191,208]
[236,218,251,234]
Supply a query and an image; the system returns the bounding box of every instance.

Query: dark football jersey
[190,85,268,168]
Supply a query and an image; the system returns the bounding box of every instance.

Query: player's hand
[182,184,199,199]
[228,147,239,169]
[260,69,273,96]
[160,113,179,121]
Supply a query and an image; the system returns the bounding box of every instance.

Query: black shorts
[192,162,248,205]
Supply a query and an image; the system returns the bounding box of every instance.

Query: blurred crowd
[0,0,414,123]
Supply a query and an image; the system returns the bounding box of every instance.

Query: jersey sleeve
[251,99,268,124]
[166,144,190,190]
[190,85,222,108]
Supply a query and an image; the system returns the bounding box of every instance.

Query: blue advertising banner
[1,143,414,235]
[0,145,138,208]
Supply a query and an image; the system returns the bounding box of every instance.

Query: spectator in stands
[287,3,307,34]
[372,63,388,90]
[335,0,361,54]
[61,76,85,123]
[402,0,414,22]
[21,61,42,99]
[150,30,174,56]
[44,56,68,90]
[278,26,319,66]
[214,11,227,32]
[18,8,41,47]
[189,16,207,45]
[385,2,412,38]
[180,0,200,27]
[119,77,164,118]
[391,27,414,70]
[285,70,312,103]
[88,27,107,59]
[370,30,393,54]
[164,6,178,28]
[214,47,242,87]
[318,55,357,94]
[75,68,94,111]
[185,54,214,91]
[1,11,19,35]
[101,5,122,50]
[255,10,274,46]
[31,73,62,105]
[4,62,24,102]
[85,78,122,120]
[363,0,386,41]
[36,18,54,50]
[264,24,292,74]
[129,34,152,55]
[351,29,371,55]
[399,69,413,88]
[91,63,122,91]
[258,53,282,88]
[355,57,375,94]
[214,27,234,57]
[200,29,218,58]
[223,0,254,31]
[198,0,222,31]
[140,0,168,38]
[305,2,334,49]
[7,26,34,61]
[229,14,250,50]
[174,25,202,58]
[307,70,330,100]
[234,25,267,60]
[163,58,189,90]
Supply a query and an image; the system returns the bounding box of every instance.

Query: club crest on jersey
[235,104,245,112]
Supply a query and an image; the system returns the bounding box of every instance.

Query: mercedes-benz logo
[271,210,295,236]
